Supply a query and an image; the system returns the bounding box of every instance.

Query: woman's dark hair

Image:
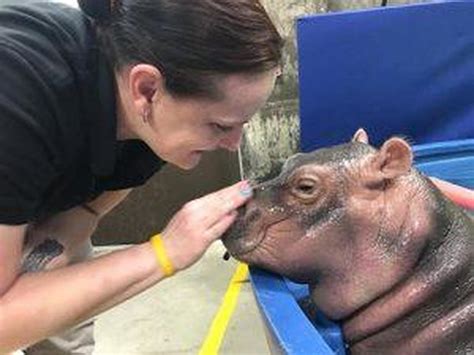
[78,0,283,99]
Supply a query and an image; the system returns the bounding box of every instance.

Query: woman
[0,0,283,353]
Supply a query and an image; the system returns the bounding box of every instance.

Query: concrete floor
[93,243,271,355]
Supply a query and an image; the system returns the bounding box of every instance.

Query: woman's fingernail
[240,181,253,197]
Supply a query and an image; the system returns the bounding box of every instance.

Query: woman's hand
[159,180,253,272]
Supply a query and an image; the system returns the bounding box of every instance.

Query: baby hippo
[222,129,473,354]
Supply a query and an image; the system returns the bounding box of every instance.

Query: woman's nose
[219,127,243,152]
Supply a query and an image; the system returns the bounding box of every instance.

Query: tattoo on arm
[21,239,64,273]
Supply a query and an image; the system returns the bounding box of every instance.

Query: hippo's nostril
[250,181,264,190]
[246,208,262,224]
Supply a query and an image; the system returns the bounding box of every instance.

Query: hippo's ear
[352,128,369,144]
[375,138,413,179]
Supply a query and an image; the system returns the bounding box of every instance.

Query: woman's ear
[129,64,164,111]
[374,137,413,179]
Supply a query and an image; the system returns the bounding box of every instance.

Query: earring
[142,106,151,124]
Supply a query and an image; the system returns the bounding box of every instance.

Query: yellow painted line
[199,262,249,355]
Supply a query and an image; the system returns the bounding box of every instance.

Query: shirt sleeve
[0,44,59,225]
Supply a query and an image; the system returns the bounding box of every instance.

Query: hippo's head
[222,129,435,319]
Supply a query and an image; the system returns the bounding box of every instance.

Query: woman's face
[142,69,279,170]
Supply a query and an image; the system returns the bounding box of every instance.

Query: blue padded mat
[414,139,474,189]
[298,1,474,152]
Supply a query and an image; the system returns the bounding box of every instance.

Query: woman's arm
[429,177,474,210]
[0,180,251,353]
[0,225,26,297]
[0,237,159,353]
[21,189,132,272]
[83,189,133,218]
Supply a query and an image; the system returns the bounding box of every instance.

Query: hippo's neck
[342,175,474,353]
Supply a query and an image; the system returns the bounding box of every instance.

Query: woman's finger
[430,177,474,210]
[193,180,253,226]
[205,180,252,210]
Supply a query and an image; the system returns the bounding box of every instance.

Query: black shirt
[0,3,165,225]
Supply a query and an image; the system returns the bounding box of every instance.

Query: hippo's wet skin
[222,129,473,354]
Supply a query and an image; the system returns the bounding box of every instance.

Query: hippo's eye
[293,178,317,196]
[297,179,315,192]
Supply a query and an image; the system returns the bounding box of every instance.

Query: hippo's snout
[221,200,265,256]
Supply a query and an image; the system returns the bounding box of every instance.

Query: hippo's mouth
[221,204,289,257]
[235,218,289,258]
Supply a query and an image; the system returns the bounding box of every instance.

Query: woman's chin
[176,152,203,170]
[166,151,204,170]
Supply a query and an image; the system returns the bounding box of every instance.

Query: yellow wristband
[150,233,175,277]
